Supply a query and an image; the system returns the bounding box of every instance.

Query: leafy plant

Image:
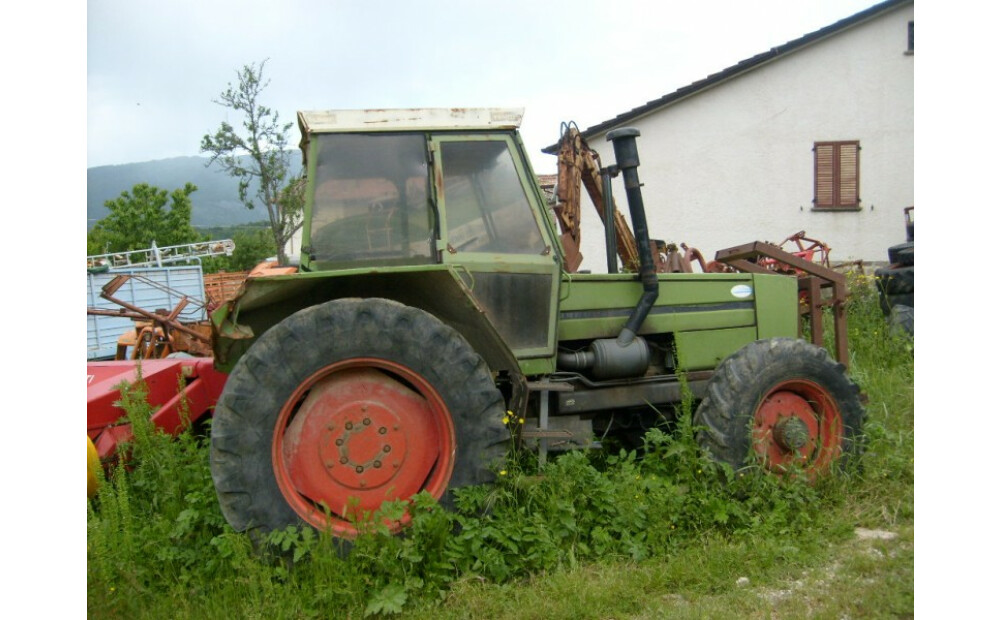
[87,282,913,617]
[88,182,202,255]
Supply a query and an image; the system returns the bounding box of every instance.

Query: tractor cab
[294,108,563,358]
[297,108,559,271]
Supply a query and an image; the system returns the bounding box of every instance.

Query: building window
[906,21,914,54]
[813,141,860,210]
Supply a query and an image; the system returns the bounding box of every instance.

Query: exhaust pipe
[557,127,659,381]
[606,128,659,347]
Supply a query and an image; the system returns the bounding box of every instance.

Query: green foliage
[88,182,203,254]
[194,222,277,272]
[198,227,278,272]
[87,372,231,617]
[228,228,279,270]
[195,221,271,240]
[87,284,913,618]
[201,59,303,265]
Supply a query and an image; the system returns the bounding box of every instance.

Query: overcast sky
[87,0,882,174]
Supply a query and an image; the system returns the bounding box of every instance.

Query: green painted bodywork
[213,113,801,389]
[557,271,797,371]
[212,265,517,375]
[213,258,798,377]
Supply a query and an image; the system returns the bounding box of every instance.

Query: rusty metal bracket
[715,241,850,370]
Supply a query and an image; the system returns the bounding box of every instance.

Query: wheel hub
[318,400,408,490]
[754,387,820,472]
[279,366,444,518]
[773,416,810,452]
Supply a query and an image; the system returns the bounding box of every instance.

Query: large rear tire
[887,242,914,266]
[693,338,864,477]
[875,266,914,296]
[210,298,508,539]
[889,304,914,338]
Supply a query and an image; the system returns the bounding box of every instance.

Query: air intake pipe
[606,127,659,347]
[556,128,659,381]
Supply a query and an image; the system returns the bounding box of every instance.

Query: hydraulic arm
[554,125,640,273]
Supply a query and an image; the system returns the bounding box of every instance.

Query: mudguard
[212,264,528,415]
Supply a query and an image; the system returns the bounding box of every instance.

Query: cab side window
[440,140,545,254]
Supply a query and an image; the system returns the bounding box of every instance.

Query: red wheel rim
[752,379,843,476]
[272,358,455,538]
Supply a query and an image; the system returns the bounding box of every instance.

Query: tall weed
[87,277,913,617]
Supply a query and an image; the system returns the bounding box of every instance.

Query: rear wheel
[889,304,914,338]
[875,266,914,295]
[878,291,914,316]
[210,298,508,539]
[693,338,864,477]
[887,242,914,266]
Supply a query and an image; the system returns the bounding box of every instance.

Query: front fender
[212,265,527,414]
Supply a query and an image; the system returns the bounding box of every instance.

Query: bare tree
[201,59,302,265]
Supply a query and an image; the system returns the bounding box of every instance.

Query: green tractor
[209,108,864,539]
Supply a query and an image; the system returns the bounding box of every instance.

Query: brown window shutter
[814,144,835,207]
[837,142,859,207]
[814,141,860,208]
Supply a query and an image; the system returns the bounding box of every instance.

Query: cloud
[87,0,881,170]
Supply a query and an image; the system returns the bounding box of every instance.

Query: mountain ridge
[87,153,303,230]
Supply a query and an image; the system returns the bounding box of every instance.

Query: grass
[86,274,913,618]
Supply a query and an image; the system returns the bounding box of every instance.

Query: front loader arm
[555,126,641,272]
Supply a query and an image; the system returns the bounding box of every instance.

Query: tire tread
[210,298,507,536]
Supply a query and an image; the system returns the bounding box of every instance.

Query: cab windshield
[307,133,434,265]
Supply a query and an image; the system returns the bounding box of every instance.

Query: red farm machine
[87,108,864,542]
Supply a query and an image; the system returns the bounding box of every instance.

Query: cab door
[431,134,561,359]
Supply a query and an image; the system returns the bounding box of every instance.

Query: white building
[557,0,913,270]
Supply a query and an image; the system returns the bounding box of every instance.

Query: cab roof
[297,108,525,165]
[297,108,524,135]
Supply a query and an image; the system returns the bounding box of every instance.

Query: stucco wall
[578,3,913,270]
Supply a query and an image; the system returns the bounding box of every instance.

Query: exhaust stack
[606,128,659,347]
[556,127,659,381]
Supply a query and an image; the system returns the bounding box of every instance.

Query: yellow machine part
[87,435,102,497]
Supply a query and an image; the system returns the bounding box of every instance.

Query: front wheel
[210,298,508,539]
[693,338,864,477]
